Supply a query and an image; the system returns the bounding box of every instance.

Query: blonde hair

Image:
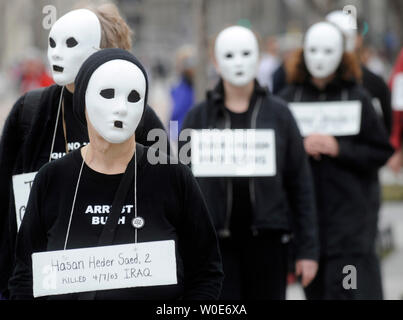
[76,2,133,50]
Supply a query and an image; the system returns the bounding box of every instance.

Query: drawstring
[48,86,65,162]
[64,146,87,250]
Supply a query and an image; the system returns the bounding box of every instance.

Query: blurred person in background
[279,21,394,300]
[0,3,167,300]
[387,48,403,174]
[170,45,195,136]
[257,36,281,92]
[17,48,53,94]
[182,25,319,300]
[271,33,303,95]
[327,11,392,135]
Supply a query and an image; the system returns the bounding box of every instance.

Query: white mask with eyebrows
[85,60,146,144]
[48,9,101,86]
[214,26,259,86]
[304,22,344,79]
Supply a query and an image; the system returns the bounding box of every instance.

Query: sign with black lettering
[32,240,177,297]
[191,129,276,177]
[289,101,362,136]
[12,172,38,231]
[392,73,403,111]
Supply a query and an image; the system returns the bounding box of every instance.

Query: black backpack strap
[78,148,140,300]
[19,88,45,139]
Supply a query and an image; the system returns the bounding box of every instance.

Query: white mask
[304,22,344,79]
[326,10,357,53]
[48,9,101,86]
[85,60,146,144]
[214,26,259,87]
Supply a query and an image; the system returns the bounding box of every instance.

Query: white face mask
[326,10,357,53]
[304,22,344,79]
[85,60,146,144]
[48,9,101,86]
[214,26,259,87]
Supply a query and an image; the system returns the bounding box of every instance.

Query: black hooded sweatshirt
[8,47,223,300]
[0,84,168,297]
[279,78,394,256]
[181,80,319,261]
[9,145,223,300]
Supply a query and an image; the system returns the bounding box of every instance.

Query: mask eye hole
[309,47,317,54]
[128,90,140,103]
[66,37,78,48]
[225,52,233,59]
[243,50,251,57]
[100,88,115,99]
[49,37,56,48]
[325,48,334,55]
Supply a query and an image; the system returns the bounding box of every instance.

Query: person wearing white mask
[9,48,223,300]
[0,4,168,299]
[181,25,319,300]
[279,22,393,300]
[326,10,392,134]
[327,11,394,298]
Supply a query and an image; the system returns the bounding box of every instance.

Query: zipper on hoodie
[220,96,263,238]
[249,97,263,237]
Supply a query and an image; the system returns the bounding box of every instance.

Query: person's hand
[316,134,339,157]
[387,150,403,174]
[304,134,339,159]
[295,259,318,288]
[304,135,323,160]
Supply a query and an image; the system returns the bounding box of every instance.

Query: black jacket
[272,64,392,134]
[181,81,319,261]
[361,66,392,134]
[9,145,223,300]
[0,85,168,297]
[279,78,394,256]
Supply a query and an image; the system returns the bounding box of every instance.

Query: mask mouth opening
[114,120,123,128]
[53,65,64,73]
[236,71,244,76]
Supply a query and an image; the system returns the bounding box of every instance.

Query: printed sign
[32,240,177,298]
[289,101,362,136]
[12,172,38,231]
[191,129,276,177]
[392,73,403,111]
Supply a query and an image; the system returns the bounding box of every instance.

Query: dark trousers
[304,253,383,300]
[219,231,289,300]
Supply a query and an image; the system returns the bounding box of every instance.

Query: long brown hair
[285,48,362,84]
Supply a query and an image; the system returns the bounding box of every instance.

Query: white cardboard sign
[392,73,403,111]
[289,101,362,136]
[12,172,38,231]
[32,240,177,298]
[191,129,276,177]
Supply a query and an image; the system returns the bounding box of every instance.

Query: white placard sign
[392,73,403,111]
[32,240,177,298]
[289,101,362,136]
[12,172,38,231]
[191,129,276,177]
